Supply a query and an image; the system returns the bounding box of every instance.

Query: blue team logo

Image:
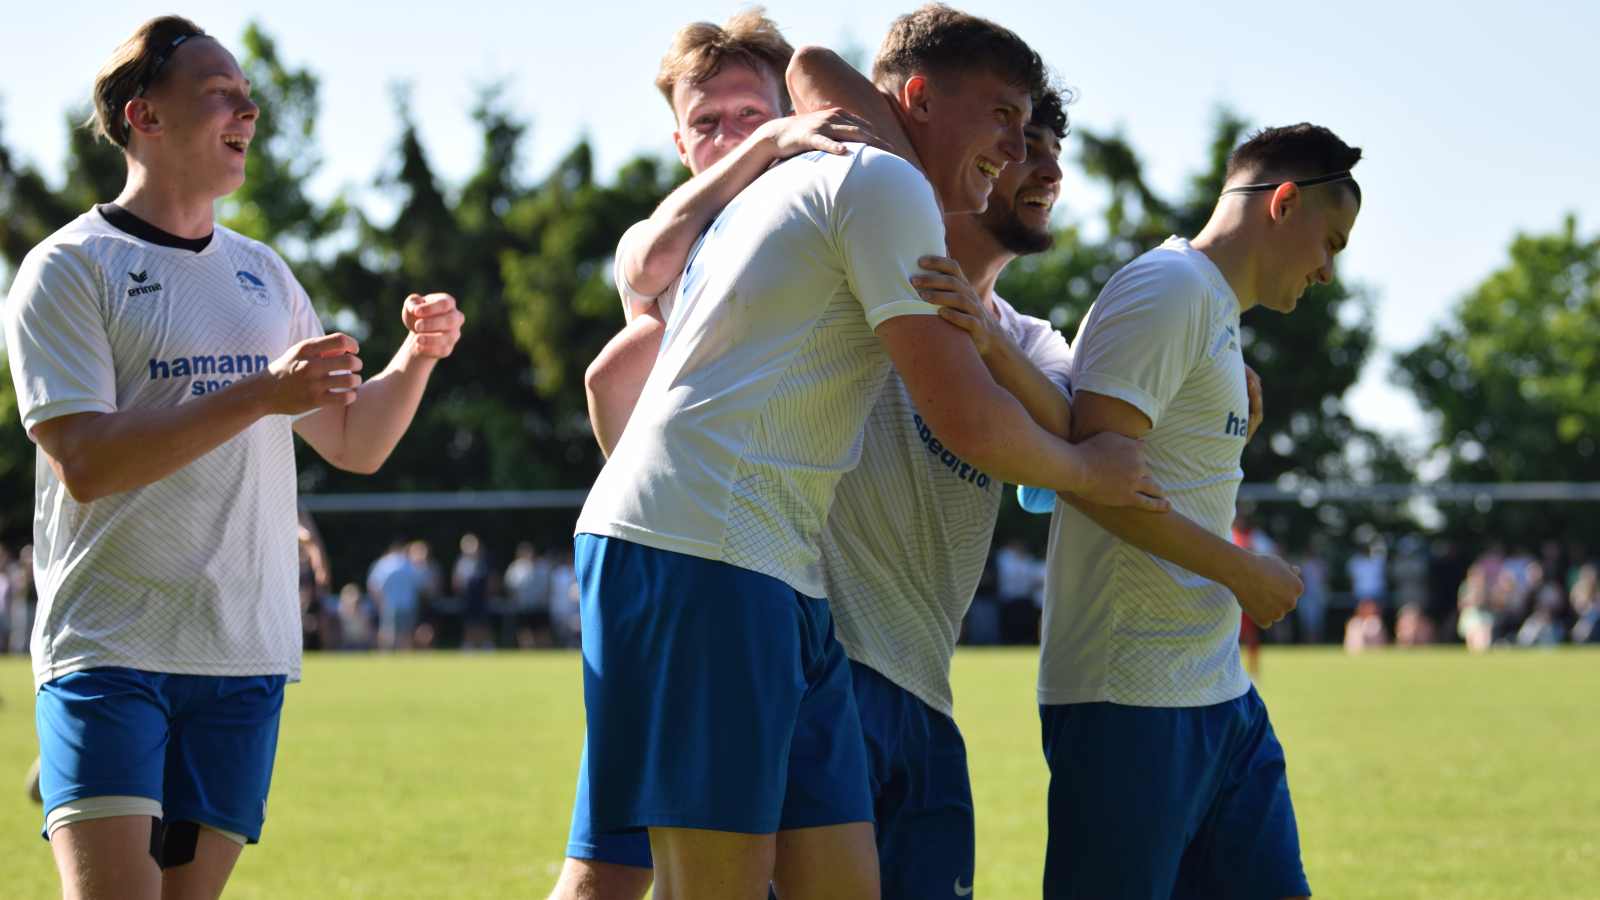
[236,270,271,307]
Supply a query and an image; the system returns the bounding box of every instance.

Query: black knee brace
[148,818,201,869]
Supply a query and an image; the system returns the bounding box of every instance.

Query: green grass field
[2,648,1596,898]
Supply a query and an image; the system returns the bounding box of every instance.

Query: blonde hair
[654,8,793,113]
[87,15,208,148]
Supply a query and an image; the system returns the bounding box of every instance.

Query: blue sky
[3,1,1594,455]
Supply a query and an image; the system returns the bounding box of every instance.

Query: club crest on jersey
[127,270,162,298]
[236,270,272,307]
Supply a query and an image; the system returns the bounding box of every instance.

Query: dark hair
[1030,82,1074,140]
[871,4,1047,101]
[88,15,208,148]
[1226,123,1363,206]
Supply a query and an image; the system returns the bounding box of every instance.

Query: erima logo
[1225,410,1249,437]
[127,270,162,297]
[954,877,974,897]
[237,270,271,307]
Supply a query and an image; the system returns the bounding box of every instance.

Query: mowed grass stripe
[1,648,1595,898]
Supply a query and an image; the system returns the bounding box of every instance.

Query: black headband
[134,33,195,98]
[1220,170,1355,197]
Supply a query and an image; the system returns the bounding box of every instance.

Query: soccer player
[1035,124,1361,899]
[2,17,462,900]
[571,5,1165,897]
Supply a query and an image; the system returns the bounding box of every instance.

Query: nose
[1036,152,1063,186]
[1315,259,1334,285]
[238,95,259,122]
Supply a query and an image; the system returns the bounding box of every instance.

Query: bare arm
[787,45,922,170]
[876,314,1164,510]
[1062,390,1302,627]
[913,255,1070,437]
[31,332,364,503]
[294,293,463,474]
[622,111,883,301]
[585,304,667,456]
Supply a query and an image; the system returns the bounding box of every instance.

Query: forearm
[787,45,919,168]
[1060,494,1252,588]
[926,378,1089,492]
[983,341,1072,438]
[36,378,274,502]
[324,336,438,473]
[623,136,779,298]
[585,312,666,457]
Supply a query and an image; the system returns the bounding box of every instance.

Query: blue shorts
[852,660,975,899]
[36,667,286,842]
[566,656,975,899]
[574,534,872,835]
[1039,687,1310,900]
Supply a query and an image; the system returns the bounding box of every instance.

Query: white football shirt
[825,295,1071,717]
[576,145,945,598]
[3,208,323,689]
[1039,237,1253,708]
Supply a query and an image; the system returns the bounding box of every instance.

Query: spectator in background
[1427,538,1469,643]
[1347,541,1388,611]
[548,547,580,648]
[1394,603,1435,646]
[1343,599,1388,653]
[994,539,1044,645]
[297,525,334,651]
[453,533,496,650]
[1392,536,1430,633]
[1570,564,1599,644]
[1293,541,1330,644]
[1457,569,1495,652]
[7,545,35,654]
[1515,583,1567,647]
[407,540,443,649]
[504,542,552,648]
[369,541,424,651]
[0,543,12,654]
[336,583,374,651]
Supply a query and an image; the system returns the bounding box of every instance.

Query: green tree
[1395,214,1600,542]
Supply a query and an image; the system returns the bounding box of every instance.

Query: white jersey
[3,207,324,689]
[576,145,945,598]
[613,220,679,324]
[1039,237,1252,708]
[825,295,1071,717]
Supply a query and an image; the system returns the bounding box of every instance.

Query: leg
[51,816,161,900]
[1173,689,1311,900]
[157,825,244,900]
[649,828,774,900]
[770,822,877,900]
[548,857,653,900]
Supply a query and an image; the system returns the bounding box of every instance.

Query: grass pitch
[2,648,1596,898]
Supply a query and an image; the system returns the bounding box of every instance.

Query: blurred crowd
[957,524,1600,653]
[2,523,1596,655]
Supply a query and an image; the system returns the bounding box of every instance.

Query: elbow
[786,45,840,103]
[59,463,108,504]
[334,454,384,476]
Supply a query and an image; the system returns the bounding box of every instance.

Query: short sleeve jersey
[825,295,1071,717]
[575,145,945,598]
[3,208,324,689]
[1039,237,1253,708]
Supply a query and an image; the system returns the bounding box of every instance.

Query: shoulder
[840,145,934,198]
[215,225,289,271]
[1099,243,1214,311]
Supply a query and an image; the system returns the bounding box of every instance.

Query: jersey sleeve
[613,220,661,323]
[3,243,118,434]
[831,148,945,330]
[1011,309,1074,396]
[1068,258,1211,428]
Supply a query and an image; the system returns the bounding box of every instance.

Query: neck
[1189,210,1258,312]
[944,216,1015,311]
[113,159,217,239]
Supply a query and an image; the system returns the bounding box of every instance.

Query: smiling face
[1257,183,1360,313]
[670,61,783,176]
[907,67,1031,215]
[973,122,1063,254]
[129,36,257,199]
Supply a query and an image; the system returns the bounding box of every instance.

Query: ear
[1268,181,1299,223]
[672,129,691,170]
[123,97,162,139]
[900,74,934,124]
